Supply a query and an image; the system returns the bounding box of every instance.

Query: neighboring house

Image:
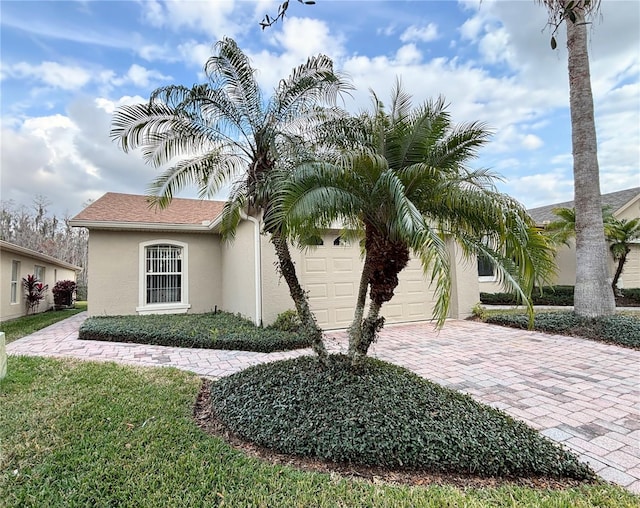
[69,192,480,328]
[478,187,640,293]
[0,240,81,321]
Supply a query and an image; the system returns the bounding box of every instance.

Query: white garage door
[300,233,437,330]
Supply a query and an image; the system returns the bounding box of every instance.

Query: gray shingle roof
[528,187,640,224]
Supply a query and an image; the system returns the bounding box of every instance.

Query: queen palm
[111,38,352,360]
[278,83,555,365]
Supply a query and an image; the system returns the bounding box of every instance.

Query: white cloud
[400,23,439,43]
[522,134,544,150]
[123,64,172,88]
[138,0,240,39]
[6,61,92,91]
[395,44,422,65]
[0,97,161,217]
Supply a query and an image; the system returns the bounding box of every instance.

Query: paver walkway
[7,312,640,493]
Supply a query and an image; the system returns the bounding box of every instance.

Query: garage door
[300,233,437,330]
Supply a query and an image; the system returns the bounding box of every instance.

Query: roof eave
[0,240,82,271]
[68,219,220,233]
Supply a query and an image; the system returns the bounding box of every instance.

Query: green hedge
[79,312,311,353]
[480,286,575,306]
[210,355,594,480]
[481,286,640,306]
[485,312,640,348]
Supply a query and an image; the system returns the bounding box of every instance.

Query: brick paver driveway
[7,312,640,493]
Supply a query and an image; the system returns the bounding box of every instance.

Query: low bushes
[485,312,640,349]
[79,312,311,353]
[480,286,574,306]
[210,355,595,480]
[480,286,640,307]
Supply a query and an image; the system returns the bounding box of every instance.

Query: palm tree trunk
[350,299,384,367]
[611,250,628,296]
[566,9,616,317]
[347,250,371,357]
[270,231,328,362]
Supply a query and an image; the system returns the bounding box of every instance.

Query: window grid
[145,245,182,304]
[34,265,45,283]
[10,260,20,304]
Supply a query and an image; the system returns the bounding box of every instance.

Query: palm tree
[607,218,640,295]
[278,83,555,365]
[546,206,639,296]
[110,37,352,361]
[535,0,616,317]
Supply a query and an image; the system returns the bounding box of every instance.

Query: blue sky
[1,0,638,218]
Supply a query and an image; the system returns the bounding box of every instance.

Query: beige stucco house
[70,192,480,328]
[0,240,81,321]
[479,187,640,294]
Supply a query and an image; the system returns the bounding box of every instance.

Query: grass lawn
[1,356,637,508]
[0,301,87,345]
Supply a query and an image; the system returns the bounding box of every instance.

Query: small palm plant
[278,82,555,365]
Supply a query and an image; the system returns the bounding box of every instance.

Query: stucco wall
[260,233,298,326]
[1,248,77,321]
[221,220,259,323]
[447,240,481,319]
[87,230,222,317]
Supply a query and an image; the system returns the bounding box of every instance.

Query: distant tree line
[0,197,88,298]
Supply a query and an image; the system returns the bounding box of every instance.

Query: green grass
[1,356,637,507]
[79,311,311,353]
[0,301,87,345]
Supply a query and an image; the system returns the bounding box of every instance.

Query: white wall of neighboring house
[0,241,79,321]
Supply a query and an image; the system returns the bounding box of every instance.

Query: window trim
[137,240,190,314]
[10,260,20,304]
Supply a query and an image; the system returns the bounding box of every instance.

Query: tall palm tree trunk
[566,9,616,317]
[270,231,328,362]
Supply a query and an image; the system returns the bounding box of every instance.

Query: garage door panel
[306,283,328,298]
[408,301,428,316]
[333,258,354,272]
[314,309,329,326]
[406,280,426,294]
[336,307,355,324]
[383,304,403,318]
[305,258,327,273]
[334,282,354,297]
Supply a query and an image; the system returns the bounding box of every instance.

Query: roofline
[0,240,82,271]
[614,192,640,217]
[68,218,224,232]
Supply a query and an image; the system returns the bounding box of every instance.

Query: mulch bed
[193,378,597,491]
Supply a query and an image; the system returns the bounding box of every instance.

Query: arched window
[138,240,190,314]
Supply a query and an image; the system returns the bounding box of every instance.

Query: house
[479,187,640,293]
[69,192,480,328]
[0,240,81,321]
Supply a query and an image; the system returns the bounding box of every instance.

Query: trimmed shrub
[621,288,640,305]
[485,312,640,348]
[210,355,594,480]
[79,312,311,353]
[267,309,302,333]
[480,286,575,306]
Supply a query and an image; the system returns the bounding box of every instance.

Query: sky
[1,0,639,219]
